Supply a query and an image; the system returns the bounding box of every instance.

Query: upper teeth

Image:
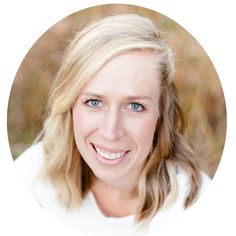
[95,147,126,160]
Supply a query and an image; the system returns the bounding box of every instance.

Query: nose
[99,107,125,141]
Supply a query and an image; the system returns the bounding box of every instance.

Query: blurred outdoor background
[7,4,226,178]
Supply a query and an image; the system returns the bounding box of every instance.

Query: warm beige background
[7,4,226,178]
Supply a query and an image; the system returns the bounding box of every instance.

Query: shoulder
[148,167,211,232]
[177,167,211,195]
[14,142,59,207]
[14,142,44,175]
[175,167,211,207]
[199,170,211,194]
[15,142,44,164]
[14,142,44,182]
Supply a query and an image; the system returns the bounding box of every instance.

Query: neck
[91,177,139,217]
[92,177,138,200]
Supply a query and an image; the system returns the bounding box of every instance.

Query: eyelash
[127,102,145,112]
[84,98,145,112]
[84,99,102,108]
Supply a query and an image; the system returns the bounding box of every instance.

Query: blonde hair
[40,14,201,225]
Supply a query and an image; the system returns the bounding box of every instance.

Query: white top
[14,142,211,236]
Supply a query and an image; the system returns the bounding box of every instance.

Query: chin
[92,167,129,185]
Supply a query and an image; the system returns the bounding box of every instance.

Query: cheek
[129,114,158,152]
[141,119,157,143]
[72,106,91,140]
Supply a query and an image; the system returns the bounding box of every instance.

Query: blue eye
[127,102,144,112]
[86,99,102,108]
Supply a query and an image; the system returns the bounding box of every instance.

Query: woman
[15,14,210,235]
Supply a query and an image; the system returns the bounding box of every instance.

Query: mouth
[91,143,130,161]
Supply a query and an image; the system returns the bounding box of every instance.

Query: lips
[91,143,129,161]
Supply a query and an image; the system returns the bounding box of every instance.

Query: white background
[0,0,235,236]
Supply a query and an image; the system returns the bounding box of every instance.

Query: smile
[95,147,126,160]
[91,143,129,160]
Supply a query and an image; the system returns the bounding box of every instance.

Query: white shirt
[14,142,211,236]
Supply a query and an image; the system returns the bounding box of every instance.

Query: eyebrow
[81,93,152,100]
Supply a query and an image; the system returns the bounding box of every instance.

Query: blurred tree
[7,4,226,178]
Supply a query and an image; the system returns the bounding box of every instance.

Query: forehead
[81,51,160,97]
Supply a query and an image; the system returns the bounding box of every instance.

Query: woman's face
[72,51,160,187]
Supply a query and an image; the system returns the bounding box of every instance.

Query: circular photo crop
[7,4,226,236]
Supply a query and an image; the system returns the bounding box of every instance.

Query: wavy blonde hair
[39,14,201,225]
